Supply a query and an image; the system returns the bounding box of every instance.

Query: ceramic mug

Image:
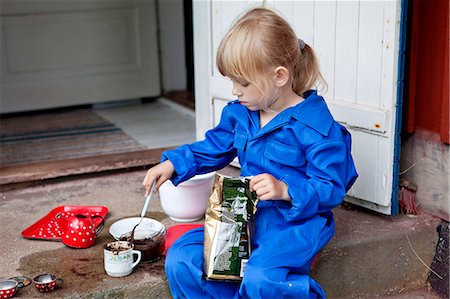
[104,241,142,277]
[32,274,63,293]
[0,280,25,298]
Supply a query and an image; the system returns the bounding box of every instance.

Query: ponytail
[293,44,327,97]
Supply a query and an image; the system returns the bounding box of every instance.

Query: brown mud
[16,234,166,297]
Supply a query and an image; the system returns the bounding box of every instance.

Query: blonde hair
[217,7,327,102]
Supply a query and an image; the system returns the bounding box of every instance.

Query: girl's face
[231,78,276,111]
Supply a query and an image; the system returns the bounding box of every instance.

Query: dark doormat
[0,109,170,187]
[0,109,146,166]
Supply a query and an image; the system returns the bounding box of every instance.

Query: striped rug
[0,109,146,166]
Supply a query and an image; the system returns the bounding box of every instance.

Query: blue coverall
[162,90,358,299]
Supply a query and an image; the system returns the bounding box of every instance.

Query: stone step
[311,205,441,298]
[0,168,442,298]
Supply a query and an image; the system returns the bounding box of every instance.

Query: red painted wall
[441,11,449,143]
[407,0,449,143]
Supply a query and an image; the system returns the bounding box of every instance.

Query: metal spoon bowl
[129,181,157,241]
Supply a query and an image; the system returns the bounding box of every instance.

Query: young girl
[143,7,357,298]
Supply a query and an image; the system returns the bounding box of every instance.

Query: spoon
[129,181,156,242]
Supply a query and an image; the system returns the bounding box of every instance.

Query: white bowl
[109,217,165,240]
[159,172,216,222]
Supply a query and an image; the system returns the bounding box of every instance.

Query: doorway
[0,0,196,185]
[400,0,449,220]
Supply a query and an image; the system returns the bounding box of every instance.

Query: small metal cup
[32,274,63,293]
[0,279,25,298]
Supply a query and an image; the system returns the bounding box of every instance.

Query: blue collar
[233,90,334,137]
[289,90,334,136]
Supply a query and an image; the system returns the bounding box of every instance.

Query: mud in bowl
[110,217,166,263]
[120,229,166,263]
[104,241,142,277]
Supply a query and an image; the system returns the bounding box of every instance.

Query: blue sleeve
[281,139,357,222]
[161,106,237,186]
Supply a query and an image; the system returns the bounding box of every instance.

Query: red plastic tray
[164,224,204,255]
[21,205,108,241]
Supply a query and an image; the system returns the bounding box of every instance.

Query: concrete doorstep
[0,168,443,298]
[311,204,442,298]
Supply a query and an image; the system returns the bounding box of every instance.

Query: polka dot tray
[21,206,108,240]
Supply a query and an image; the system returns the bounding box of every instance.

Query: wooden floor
[0,97,196,187]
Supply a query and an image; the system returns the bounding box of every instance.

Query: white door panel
[1,0,160,113]
[327,101,390,135]
[194,0,402,214]
[357,1,385,108]
[334,1,359,103]
[314,1,337,98]
[2,9,139,82]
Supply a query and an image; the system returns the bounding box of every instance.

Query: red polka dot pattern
[0,288,17,299]
[21,206,108,242]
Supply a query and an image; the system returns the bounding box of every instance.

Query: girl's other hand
[249,173,290,201]
[142,160,175,196]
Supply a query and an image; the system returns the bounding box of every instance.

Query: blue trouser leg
[165,227,240,299]
[239,260,325,299]
[238,206,329,299]
[165,205,333,299]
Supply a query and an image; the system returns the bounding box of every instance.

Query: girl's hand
[142,160,175,196]
[249,173,290,201]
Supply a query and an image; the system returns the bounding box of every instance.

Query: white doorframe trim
[193,0,213,141]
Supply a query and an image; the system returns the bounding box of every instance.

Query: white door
[0,0,160,113]
[194,0,403,215]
